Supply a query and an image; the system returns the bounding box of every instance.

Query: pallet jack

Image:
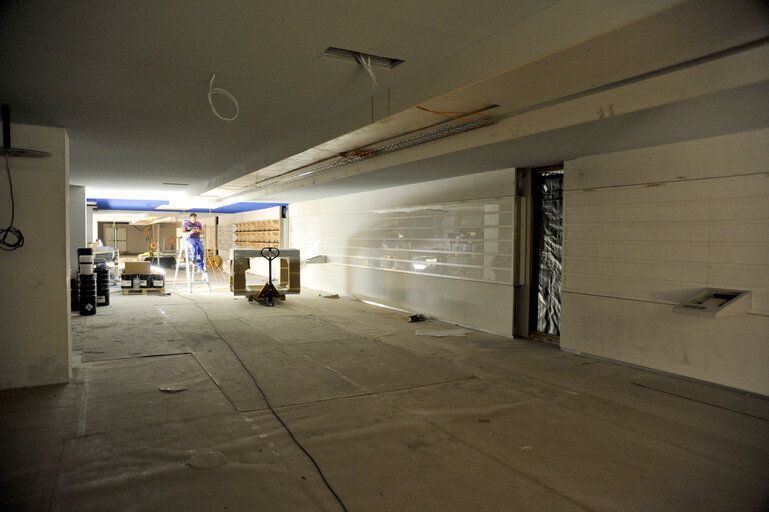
[247,247,285,306]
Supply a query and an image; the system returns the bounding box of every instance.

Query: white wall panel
[295,199,514,283]
[567,128,769,189]
[291,169,516,335]
[562,293,769,396]
[69,185,86,273]
[561,129,769,395]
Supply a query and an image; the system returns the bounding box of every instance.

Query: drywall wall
[561,128,769,395]
[69,185,86,272]
[291,169,516,335]
[125,223,154,254]
[98,221,176,254]
[0,123,71,389]
[86,205,95,245]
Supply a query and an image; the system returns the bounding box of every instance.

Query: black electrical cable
[190,301,349,512]
[0,156,24,251]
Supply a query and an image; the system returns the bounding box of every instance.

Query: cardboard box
[288,271,300,293]
[280,260,289,285]
[230,274,247,293]
[232,257,250,273]
[124,261,151,275]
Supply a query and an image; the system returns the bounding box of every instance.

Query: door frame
[514,165,563,344]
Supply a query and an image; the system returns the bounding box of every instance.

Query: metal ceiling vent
[322,47,403,88]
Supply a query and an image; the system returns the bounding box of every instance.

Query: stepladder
[173,239,212,293]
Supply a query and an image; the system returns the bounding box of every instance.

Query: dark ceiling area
[0,0,555,199]
[1,0,768,205]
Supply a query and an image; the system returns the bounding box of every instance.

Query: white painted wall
[291,169,516,335]
[86,205,96,245]
[561,128,769,395]
[0,124,71,389]
[69,185,86,273]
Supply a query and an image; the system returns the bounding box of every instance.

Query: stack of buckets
[76,247,111,316]
[77,248,97,316]
[96,266,110,306]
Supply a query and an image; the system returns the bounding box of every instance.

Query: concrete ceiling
[2,0,768,206]
[0,0,554,198]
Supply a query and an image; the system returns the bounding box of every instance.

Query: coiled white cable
[208,74,239,121]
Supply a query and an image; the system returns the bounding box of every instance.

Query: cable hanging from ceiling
[355,52,378,88]
[208,73,240,121]
[1,156,24,251]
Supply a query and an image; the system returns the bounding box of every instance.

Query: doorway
[529,167,563,342]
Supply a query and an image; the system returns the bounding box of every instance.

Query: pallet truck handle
[260,247,280,260]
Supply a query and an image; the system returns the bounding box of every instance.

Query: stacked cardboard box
[230,257,250,293]
[234,219,280,249]
[279,258,300,293]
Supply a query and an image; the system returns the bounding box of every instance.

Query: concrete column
[87,205,96,245]
[69,185,86,273]
[0,123,71,389]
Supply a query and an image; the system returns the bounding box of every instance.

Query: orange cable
[415,105,499,123]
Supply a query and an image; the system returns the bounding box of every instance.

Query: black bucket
[79,273,98,315]
[96,267,110,306]
[70,277,79,312]
[79,295,97,315]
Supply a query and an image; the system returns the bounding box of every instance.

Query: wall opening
[529,166,563,342]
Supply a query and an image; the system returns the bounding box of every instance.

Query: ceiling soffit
[201,0,769,203]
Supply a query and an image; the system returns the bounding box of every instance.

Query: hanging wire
[0,156,24,251]
[355,52,378,88]
[208,74,240,121]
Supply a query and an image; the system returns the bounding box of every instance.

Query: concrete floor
[2,281,769,511]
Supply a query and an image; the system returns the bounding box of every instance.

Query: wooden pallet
[122,287,166,295]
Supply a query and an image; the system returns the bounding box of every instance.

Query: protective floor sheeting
[3,287,769,511]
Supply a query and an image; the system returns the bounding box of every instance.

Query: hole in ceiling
[321,47,404,69]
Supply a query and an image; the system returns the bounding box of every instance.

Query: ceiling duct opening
[321,47,404,69]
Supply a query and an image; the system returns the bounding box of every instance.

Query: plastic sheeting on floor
[3,290,769,512]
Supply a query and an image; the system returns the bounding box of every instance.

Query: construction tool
[248,247,284,306]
